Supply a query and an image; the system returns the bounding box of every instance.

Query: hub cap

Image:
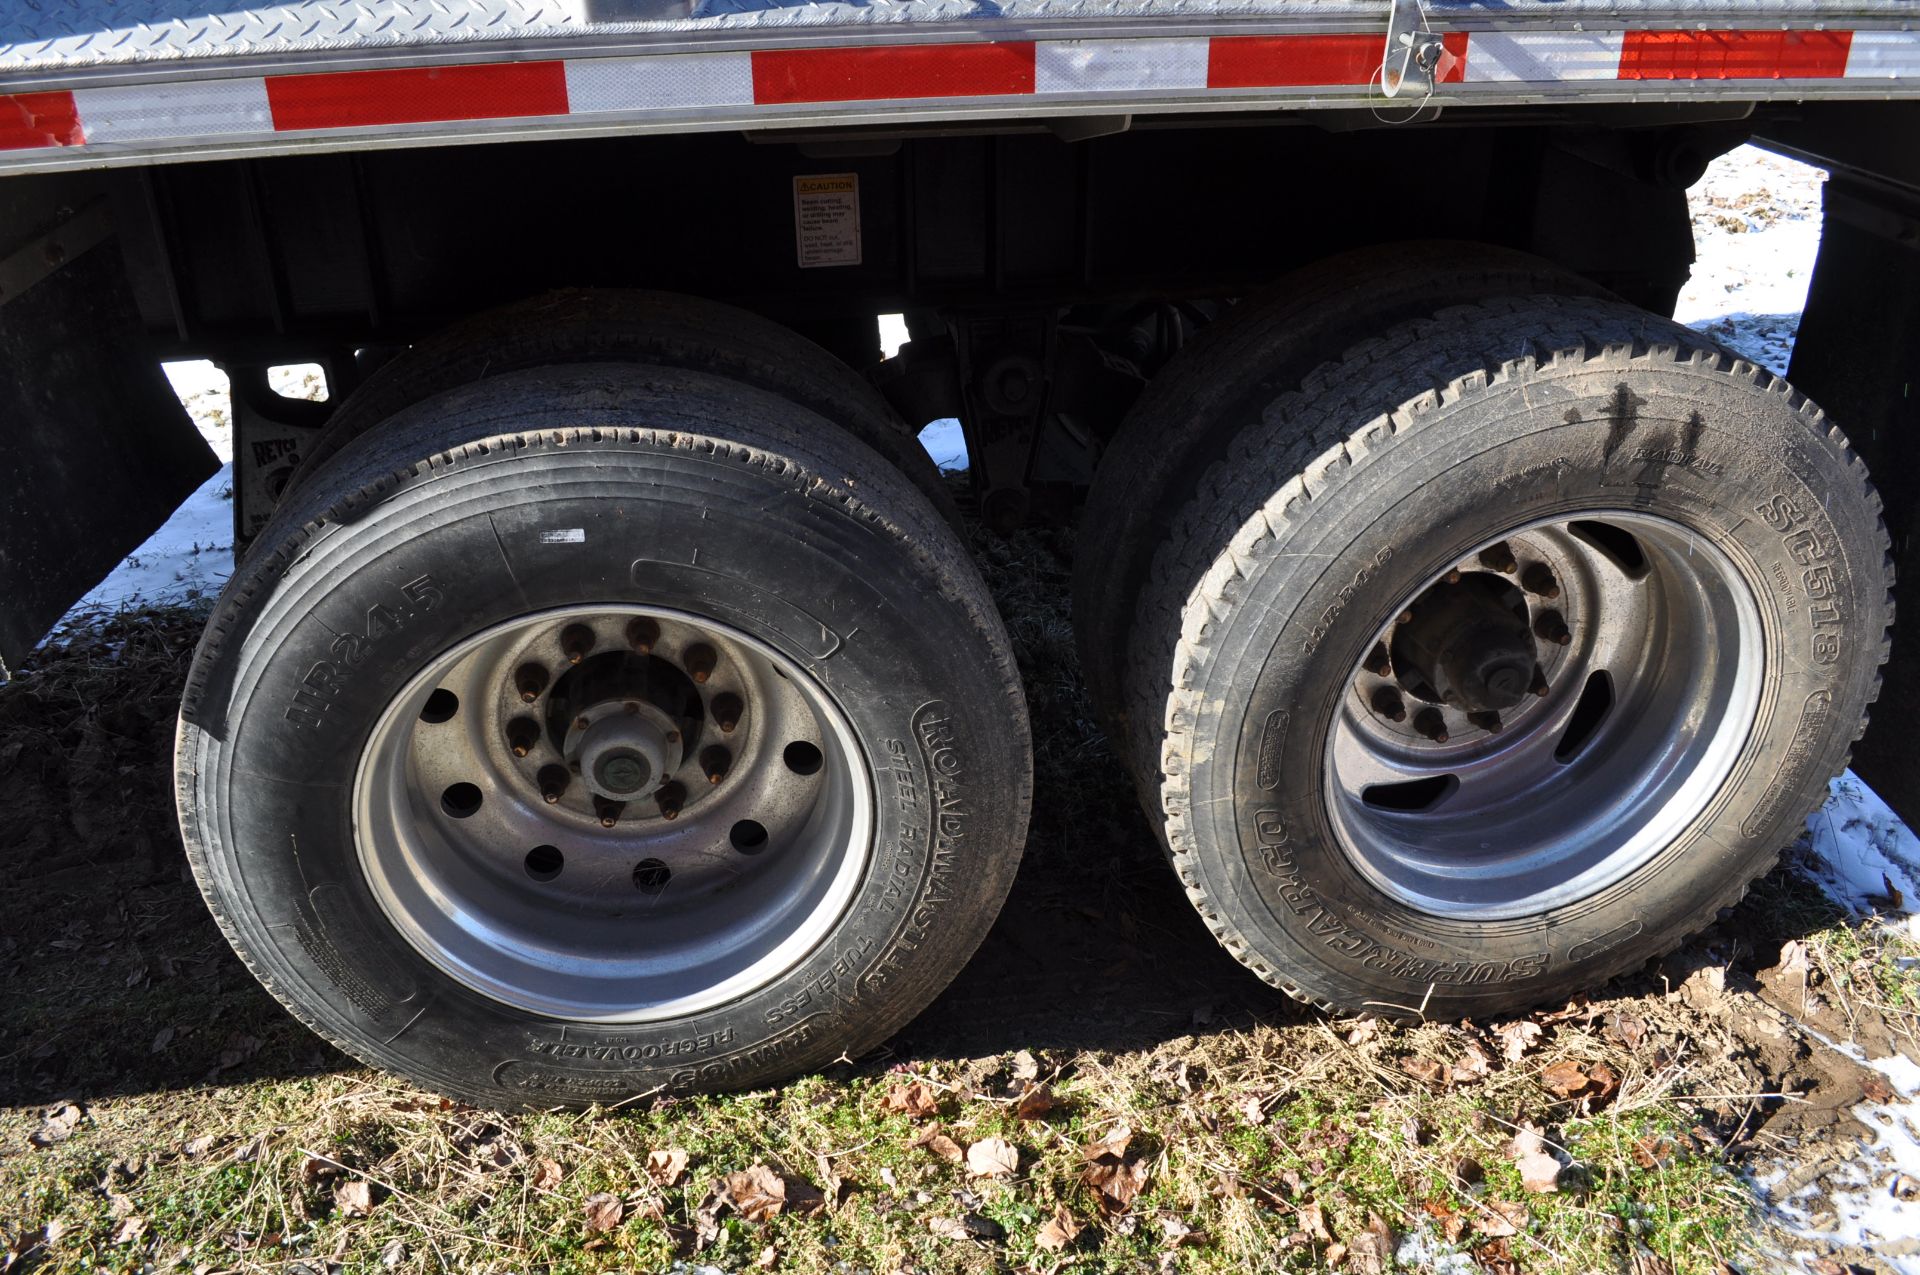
[354,606,871,1021]
[1326,513,1762,919]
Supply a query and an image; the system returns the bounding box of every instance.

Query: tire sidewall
[1175,352,1882,1014]
[181,377,1022,1106]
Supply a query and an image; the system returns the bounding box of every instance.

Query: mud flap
[0,197,217,677]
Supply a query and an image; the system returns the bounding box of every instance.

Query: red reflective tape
[1618,29,1852,79]
[266,61,569,131]
[751,43,1036,104]
[0,90,82,150]
[1208,32,1467,88]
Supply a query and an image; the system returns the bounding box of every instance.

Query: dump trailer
[3,0,1918,1109]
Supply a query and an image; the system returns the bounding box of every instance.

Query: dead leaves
[1538,1058,1620,1109]
[582,1192,624,1233]
[531,1156,565,1193]
[29,1101,83,1148]
[719,1164,826,1223]
[1035,1204,1084,1251]
[1492,1019,1543,1062]
[1012,1082,1057,1120]
[965,1136,1019,1179]
[645,1147,689,1189]
[880,1080,940,1121]
[1506,1124,1563,1195]
[912,1124,965,1165]
[333,1180,375,1217]
[1081,1126,1151,1215]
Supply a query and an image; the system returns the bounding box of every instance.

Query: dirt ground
[2,516,1917,1274]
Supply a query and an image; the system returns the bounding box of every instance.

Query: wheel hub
[352,605,872,1022]
[1325,514,1762,918]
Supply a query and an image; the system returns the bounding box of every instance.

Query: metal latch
[1380,0,1449,98]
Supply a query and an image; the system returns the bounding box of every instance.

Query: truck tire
[1121,293,1891,1018]
[176,362,1030,1108]
[290,289,959,527]
[1074,242,1610,742]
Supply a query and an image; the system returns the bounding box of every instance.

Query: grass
[2,514,1916,1274]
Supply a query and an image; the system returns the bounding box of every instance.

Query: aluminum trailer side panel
[0,3,1917,175]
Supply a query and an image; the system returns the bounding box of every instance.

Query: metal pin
[560,623,596,664]
[1521,563,1561,599]
[626,617,660,654]
[1479,542,1517,574]
[506,717,540,757]
[683,643,717,684]
[538,764,569,803]
[711,692,743,734]
[514,663,549,703]
[1363,642,1392,677]
[701,745,731,785]
[1370,687,1407,723]
[1414,708,1450,744]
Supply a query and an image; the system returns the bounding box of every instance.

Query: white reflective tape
[73,78,271,142]
[1462,31,1627,82]
[1034,38,1210,94]
[538,528,586,544]
[1844,30,1920,78]
[564,52,754,114]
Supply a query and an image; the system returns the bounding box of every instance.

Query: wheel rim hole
[1361,774,1457,813]
[633,858,672,894]
[1569,520,1650,578]
[440,782,484,819]
[783,741,824,776]
[730,820,770,854]
[1556,670,1615,763]
[419,688,459,723]
[524,845,563,882]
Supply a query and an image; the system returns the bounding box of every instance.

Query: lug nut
[1443,568,1462,585]
[506,716,541,757]
[1468,710,1503,734]
[560,623,596,664]
[1413,708,1450,744]
[711,692,743,734]
[683,643,717,685]
[1363,642,1392,677]
[514,663,549,703]
[656,781,686,821]
[700,745,732,785]
[1521,563,1561,599]
[1479,542,1517,574]
[537,764,570,804]
[1370,687,1407,723]
[593,796,624,828]
[1534,611,1572,646]
[1530,665,1550,698]
[626,617,660,654]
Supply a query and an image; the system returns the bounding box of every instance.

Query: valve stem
[514,663,549,704]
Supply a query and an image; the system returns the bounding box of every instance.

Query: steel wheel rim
[1324,512,1763,920]
[354,605,872,1022]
